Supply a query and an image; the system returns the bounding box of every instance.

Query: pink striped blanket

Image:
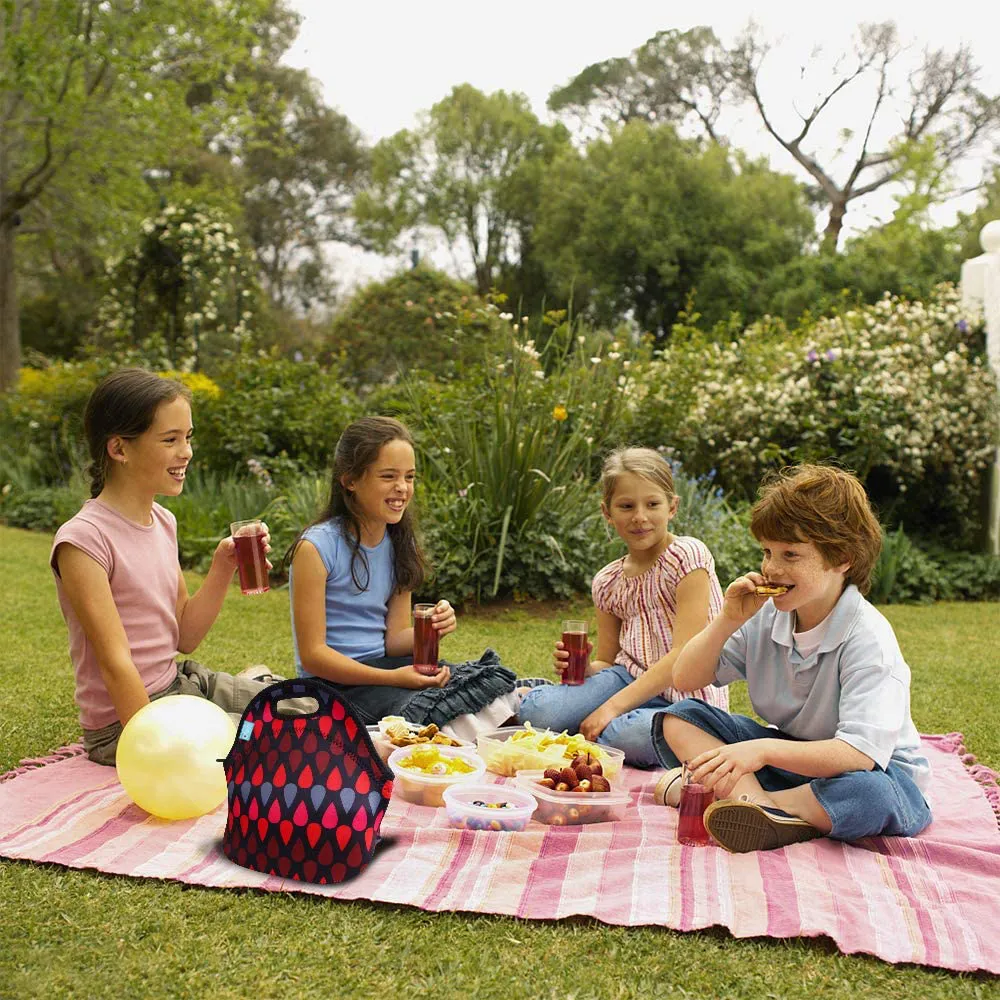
[2,733,998,973]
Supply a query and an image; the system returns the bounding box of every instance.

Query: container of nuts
[514,754,630,826]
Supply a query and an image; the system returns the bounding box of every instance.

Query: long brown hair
[284,416,427,593]
[83,368,191,498]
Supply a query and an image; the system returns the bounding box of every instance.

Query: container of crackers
[368,716,469,763]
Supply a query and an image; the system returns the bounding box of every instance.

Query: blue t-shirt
[290,518,396,675]
[714,584,930,794]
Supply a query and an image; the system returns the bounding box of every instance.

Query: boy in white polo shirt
[653,464,931,853]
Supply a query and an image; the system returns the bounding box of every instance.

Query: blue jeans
[518,664,671,768]
[656,699,933,842]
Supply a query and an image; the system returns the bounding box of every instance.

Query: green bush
[633,284,997,547]
[0,355,359,490]
[192,355,359,483]
[326,267,505,387]
[398,320,638,601]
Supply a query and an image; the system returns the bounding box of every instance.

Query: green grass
[1,524,997,998]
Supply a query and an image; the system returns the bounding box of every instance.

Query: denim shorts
[654,698,932,842]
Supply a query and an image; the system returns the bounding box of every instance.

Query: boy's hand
[722,572,771,625]
[552,639,594,679]
[430,599,456,637]
[688,740,772,798]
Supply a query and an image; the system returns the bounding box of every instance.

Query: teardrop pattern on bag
[222,680,392,885]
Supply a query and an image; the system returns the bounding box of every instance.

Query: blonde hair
[750,464,882,594]
[600,447,676,509]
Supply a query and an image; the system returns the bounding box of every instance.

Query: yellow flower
[161,369,222,399]
[552,405,568,422]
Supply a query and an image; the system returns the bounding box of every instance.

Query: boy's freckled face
[758,537,850,627]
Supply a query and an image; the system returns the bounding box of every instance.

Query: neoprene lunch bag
[221,677,394,884]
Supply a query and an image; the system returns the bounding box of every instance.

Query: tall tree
[0,0,270,390]
[353,84,569,295]
[729,21,1000,248]
[548,27,733,142]
[549,22,1000,250]
[532,122,815,334]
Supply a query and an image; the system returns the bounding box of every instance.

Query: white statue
[961,220,1000,555]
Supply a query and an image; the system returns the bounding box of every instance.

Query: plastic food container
[476,726,625,780]
[442,784,538,832]
[367,723,471,763]
[388,745,486,807]
[514,770,630,826]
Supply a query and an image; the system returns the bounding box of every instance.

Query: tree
[549,22,1000,250]
[0,0,270,390]
[729,22,1000,248]
[548,27,733,142]
[353,84,569,295]
[532,122,814,334]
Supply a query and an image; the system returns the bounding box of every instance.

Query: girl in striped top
[519,448,728,768]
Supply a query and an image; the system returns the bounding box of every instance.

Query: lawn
[2,525,997,999]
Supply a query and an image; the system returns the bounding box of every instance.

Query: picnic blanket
[2,733,998,974]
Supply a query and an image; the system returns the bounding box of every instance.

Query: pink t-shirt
[591,535,729,709]
[50,500,181,729]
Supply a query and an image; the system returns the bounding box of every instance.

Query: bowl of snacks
[388,744,486,807]
[442,784,538,832]
[476,724,624,779]
[514,754,630,826]
[368,717,469,763]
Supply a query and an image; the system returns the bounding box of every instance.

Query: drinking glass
[230,519,269,595]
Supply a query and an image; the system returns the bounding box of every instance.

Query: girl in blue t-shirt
[285,416,518,738]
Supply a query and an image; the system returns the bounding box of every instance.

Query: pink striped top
[591,536,729,708]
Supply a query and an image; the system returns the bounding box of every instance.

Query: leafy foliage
[354,85,569,294]
[325,267,504,386]
[533,123,815,334]
[632,284,997,546]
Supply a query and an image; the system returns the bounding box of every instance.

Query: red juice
[233,527,269,595]
[413,611,439,675]
[561,630,588,686]
[677,783,714,846]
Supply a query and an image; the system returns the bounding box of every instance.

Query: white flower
[590,357,601,365]
[931,360,948,375]
[499,312,513,322]
[533,370,545,380]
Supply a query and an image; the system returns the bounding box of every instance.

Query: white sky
[282,0,1000,291]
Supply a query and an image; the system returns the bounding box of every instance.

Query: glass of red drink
[677,762,714,846]
[561,619,588,685]
[230,519,270,595]
[413,603,440,675]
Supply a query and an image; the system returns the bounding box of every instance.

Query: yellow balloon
[116,695,236,820]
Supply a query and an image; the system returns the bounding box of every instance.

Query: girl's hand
[552,639,594,678]
[394,664,452,690]
[579,702,617,742]
[431,599,456,637]
[214,522,273,576]
[722,572,770,626]
[688,741,770,798]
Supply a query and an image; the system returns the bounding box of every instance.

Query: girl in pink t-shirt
[518,447,727,768]
[51,368,276,765]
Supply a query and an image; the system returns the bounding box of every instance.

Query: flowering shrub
[633,285,997,545]
[91,202,261,371]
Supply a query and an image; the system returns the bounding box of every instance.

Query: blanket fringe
[0,743,86,784]
[939,731,1000,832]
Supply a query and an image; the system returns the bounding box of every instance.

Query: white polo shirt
[715,584,930,794]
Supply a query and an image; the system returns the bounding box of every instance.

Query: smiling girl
[51,368,282,766]
[518,447,727,767]
[286,416,519,739]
